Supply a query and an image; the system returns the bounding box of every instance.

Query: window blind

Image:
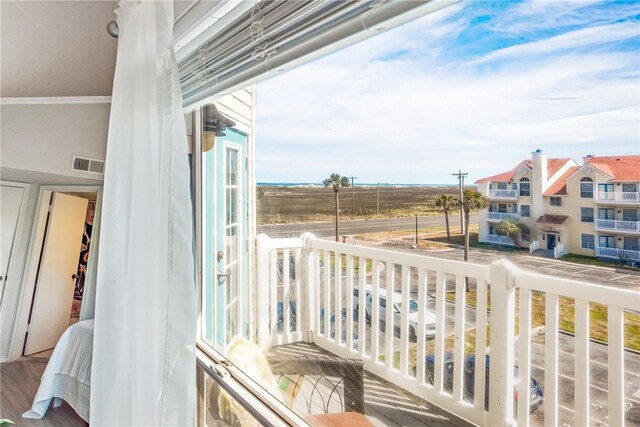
[177,0,455,109]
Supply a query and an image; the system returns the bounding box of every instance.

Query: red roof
[475,158,572,184]
[544,166,580,196]
[585,156,640,181]
[547,158,572,177]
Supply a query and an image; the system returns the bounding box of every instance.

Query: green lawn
[560,253,638,271]
[446,290,640,351]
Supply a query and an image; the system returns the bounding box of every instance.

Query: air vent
[71,155,105,176]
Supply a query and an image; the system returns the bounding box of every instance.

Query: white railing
[553,242,565,258]
[256,233,640,426]
[487,212,519,221]
[597,191,640,203]
[596,246,640,262]
[485,234,516,246]
[596,219,640,233]
[529,240,539,253]
[487,189,518,199]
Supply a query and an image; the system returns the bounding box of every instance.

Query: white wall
[0,182,39,361]
[1,102,109,184]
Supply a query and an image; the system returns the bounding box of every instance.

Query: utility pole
[350,176,357,214]
[452,170,468,234]
[376,183,380,216]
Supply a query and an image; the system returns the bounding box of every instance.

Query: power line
[349,176,357,214]
[452,170,468,234]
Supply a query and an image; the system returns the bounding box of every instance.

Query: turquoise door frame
[203,128,249,349]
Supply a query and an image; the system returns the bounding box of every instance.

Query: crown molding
[0,96,112,105]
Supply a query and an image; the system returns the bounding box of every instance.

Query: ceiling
[0,1,196,98]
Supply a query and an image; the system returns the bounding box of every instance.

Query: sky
[255,0,640,184]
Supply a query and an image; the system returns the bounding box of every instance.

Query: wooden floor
[0,354,87,427]
[2,346,473,427]
[268,342,474,427]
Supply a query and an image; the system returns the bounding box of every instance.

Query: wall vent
[71,155,105,175]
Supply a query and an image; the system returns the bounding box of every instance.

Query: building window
[622,183,638,193]
[519,178,530,196]
[598,208,614,220]
[581,234,595,249]
[623,209,638,222]
[599,235,615,248]
[580,177,593,198]
[521,231,530,242]
[580,207,594,223]
[550,197,562,206]
[624,237,639,251]
[520,205,530,217]
[497,182,507,190]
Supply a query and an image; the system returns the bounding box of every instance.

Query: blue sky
[255,0,640,184]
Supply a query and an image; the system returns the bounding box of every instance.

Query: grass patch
[326,254,373,274]
[560,253,638,271]
[446,290,640,351]
[354,225,479,251]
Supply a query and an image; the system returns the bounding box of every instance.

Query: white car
[353,285,436,342]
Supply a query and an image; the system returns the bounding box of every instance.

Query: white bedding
[23,319,94,422]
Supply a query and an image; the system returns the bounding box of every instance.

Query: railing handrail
[309,238,489,279]
[529,240,539,253]
[256,233,639,427]
[515,268,639,315]
[487,189,518,198]
[596,190,640,201]
[596,218,640,232]
[596,245,640,261]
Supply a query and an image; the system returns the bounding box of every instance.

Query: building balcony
[595,219,640,234]
[596,246,640,262]
[487,189,518,200]
[486,212,519,222]
[596,191,640,204]
[255,234,637,427]
[483,233,516,245]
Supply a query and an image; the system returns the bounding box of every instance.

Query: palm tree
[323,173,350,241]
[435,195,458,240]
[495,219,529,246]
[458,189,488,262]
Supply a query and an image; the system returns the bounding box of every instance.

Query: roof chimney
[583,154,594,163]
[531,149,548,221]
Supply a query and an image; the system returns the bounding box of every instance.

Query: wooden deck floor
[268,342,474,427]
[2,345,473,427]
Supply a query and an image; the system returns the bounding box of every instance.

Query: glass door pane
[202,125,249,350]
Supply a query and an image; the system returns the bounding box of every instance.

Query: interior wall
[0,182,39,361]
[0,103,109,184]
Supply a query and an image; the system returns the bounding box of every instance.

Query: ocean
[257,182,463,188]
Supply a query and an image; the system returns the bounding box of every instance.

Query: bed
[22,319,94,423]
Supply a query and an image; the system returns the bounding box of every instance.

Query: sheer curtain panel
[91,1,196,425]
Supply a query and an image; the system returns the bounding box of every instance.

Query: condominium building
[475,150,640,263]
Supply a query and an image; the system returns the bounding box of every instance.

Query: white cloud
[472,21,640,65]
[255,2,640,183]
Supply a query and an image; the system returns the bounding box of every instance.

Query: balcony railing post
[488,259,518,427]
[256,233,272,351]
[300,232,317,343]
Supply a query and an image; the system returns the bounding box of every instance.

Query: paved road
[258,214,478,238]
[526,332,640,427]
[402,244,640,291]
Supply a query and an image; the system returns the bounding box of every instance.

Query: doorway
[22,190,98,356]
[546,233,557,250]
[202,127,250,349]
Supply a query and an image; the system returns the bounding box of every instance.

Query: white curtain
[91,1,196,425]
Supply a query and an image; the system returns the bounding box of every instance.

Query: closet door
[24,193,88,355]
[0,184,25,305]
